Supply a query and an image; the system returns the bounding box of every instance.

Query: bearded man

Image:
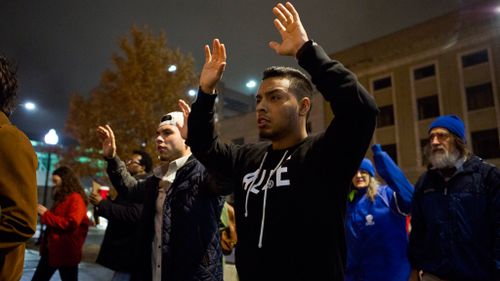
[408,114,500,281]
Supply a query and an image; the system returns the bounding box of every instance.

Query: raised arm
[96,125,146,201]
[269,2,309,56]
[97,125,117,159]
[372,144,414,214]
[199,39,227,94]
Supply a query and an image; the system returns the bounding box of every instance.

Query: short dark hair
[0,55,18,116]
[262,66,314,102]
[133,149,153,173]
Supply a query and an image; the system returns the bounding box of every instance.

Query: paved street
[22,226,114,280]
[22,225,238,281]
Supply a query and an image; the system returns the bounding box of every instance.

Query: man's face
[352,170,370,189]
[255,78,301,141]
[156,124,187,162]
[428,127,460,169]
[429,127,454,155]
[126,154,144,176]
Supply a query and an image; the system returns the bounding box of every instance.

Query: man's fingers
[204,45,211,64]
[273,18,286,33]
[285,2,301,22]
[269,41,280,53]
[178,99,191,115]
[274,4,292,25]
[220,43,227,63]
[105,125,115,141]
[212,39,220,60]
[96,126,109,140]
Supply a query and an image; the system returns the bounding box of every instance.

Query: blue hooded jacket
[345,144,414,281]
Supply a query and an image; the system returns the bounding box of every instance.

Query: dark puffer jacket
[106,155,224,281]
[409,155,500,281]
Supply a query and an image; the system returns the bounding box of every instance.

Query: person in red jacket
[32,166,90,281]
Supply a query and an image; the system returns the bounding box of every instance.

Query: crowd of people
[0,2,499,281]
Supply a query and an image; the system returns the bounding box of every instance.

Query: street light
[188,89,197,97]
[23,102,36,111]
[168,64,177,73]
[42,129,59,206]
[246,80,257,89]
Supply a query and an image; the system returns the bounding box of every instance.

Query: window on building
[377,105,395,128]
[417,95,440,120]
[414,64,436,80]
[232,137,244,145]
[471,128,500,159]
[465,83,495,111]
[461,49,489,68]
[373,77,392,91]
[381,144,398,164]
[420,138,429,166]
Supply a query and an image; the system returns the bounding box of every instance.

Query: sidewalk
[22,225,238,280]
[22,225,114,280]
[22,249,114,281]
[23,248,237,281]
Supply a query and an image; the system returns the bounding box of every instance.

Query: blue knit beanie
[359,158,375,177]
[428,114,466,143]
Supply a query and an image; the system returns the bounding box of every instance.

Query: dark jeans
[32,254,78,281]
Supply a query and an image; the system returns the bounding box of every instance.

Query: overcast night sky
[0,0,484,142]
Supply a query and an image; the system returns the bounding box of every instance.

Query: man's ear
[299,97,311,116]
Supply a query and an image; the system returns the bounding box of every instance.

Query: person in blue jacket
[345,144,414,281]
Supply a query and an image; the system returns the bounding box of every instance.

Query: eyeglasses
[126,159,141,166]
[429,132,450,142]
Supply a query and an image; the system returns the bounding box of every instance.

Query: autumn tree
[62,26,196,178]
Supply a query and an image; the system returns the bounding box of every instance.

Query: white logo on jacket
[365,214,375,226]
[242,166,290,194]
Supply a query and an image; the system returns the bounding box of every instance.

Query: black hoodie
[187,40,378,281]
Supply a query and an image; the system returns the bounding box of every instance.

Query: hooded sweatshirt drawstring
[245,150,289,248]
[245,152,268,218]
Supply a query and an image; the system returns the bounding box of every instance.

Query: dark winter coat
[409,155,500,281]
[106,155,224,281]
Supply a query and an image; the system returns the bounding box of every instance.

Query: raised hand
[269,2,309,56]
[199,38,227,94]
[177,99,191,140]
[96,125,117,159]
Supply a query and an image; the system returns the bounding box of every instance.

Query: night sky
[0,0,481,142]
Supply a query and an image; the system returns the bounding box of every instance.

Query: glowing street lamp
[246,80,257,89]
[23,102,36,111]
[168,65,177,73]
[42,129,59,206]
[188,89,197,97]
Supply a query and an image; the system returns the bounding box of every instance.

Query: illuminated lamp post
[42,129,59,206]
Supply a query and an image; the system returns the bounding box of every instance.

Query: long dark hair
[52,166,88,207]
[0,55,18,116]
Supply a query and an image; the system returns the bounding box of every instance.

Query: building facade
[217,0,500,182]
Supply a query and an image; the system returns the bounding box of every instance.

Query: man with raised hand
[183,2,378,280]
[97,112,224,281]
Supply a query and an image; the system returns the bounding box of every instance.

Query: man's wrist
[296,39,315,59]
[199,85,216,95]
